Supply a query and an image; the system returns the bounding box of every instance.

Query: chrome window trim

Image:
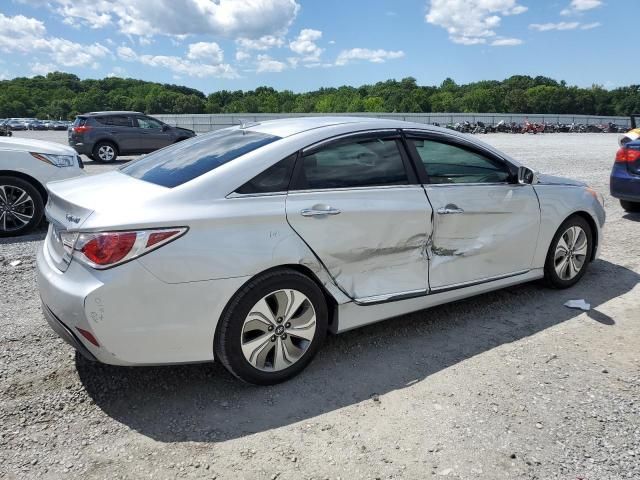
[226,191,288,199]
[286,184,424,195]
[425,182,514,188]
[301,128,400,155]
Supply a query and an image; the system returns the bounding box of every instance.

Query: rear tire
[92,141,118,163]
[214,269,328,385]
[544,215,593,289]
[620,200,640,212]
[0,176,44,237]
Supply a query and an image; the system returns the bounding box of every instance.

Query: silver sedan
[37,117,605,384]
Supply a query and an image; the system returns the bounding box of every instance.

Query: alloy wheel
[98,145,115,161]
[0,185,35,232]
[240,289,317,372]
[554,225,588,281]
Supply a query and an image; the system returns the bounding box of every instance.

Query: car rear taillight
[72,125,92,134]
[71,228,187,269]
[615,147,640,163]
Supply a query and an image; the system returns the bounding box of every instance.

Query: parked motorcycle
[0,122,12,137]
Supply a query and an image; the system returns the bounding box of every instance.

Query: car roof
[80,111,143,117]
[247,116,440,138]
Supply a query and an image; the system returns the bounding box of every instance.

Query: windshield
[120,128,281,188]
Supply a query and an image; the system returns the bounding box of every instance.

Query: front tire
[0,176,44,237]
[544,215,593,289]
[92,141,118,163]
[620,200,640,212]
[215,269,328,385]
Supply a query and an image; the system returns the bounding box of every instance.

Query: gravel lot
[1,131,638,480]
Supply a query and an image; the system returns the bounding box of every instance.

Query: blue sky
[0,0,634,93]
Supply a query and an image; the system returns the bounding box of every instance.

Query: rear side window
[107,115,132,127]
[293,137,408,190]
[236,153,297,194]
[121,128,281,188]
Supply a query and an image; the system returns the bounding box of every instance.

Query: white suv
[1,137,85,236]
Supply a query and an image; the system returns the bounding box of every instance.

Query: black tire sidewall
[215,270,328,385]
[544,215,593,289]
[92,142,118,163]
[620,200,640,213]
[0,176,44,237]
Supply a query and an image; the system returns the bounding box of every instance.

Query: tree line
[0,72,638,120]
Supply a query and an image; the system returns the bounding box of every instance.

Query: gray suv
[68,111,196,162]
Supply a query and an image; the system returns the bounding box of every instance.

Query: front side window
[409,139,511,184]
[121,128,281,188]
[136,116,163,129]
[294,137,408,190]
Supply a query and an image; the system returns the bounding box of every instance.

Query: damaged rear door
[286,131,432,303]
[404,132,540,291]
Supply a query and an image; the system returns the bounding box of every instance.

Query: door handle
[300,206,341,217]
[437,206,465,215]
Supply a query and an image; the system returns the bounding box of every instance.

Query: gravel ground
[1,131,638,480]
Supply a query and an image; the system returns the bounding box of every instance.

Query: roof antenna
[238,118,260,129]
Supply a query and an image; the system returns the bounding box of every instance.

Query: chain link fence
[152,112,631,133]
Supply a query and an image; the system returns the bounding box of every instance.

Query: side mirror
[517,166,539,185]
[161,124,170,132]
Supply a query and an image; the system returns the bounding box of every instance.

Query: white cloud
[186,42,224,63]
[529,22,579,31]
[561,0,602,15]
[236,50,251,62]
[530,20,602,32]
[139,54,238,78]
[117,44,237,78]
[0,13,109,68]
[491,37,523,46]
[335,48,405,66]
[425,0,527,45]
[289,29,324,62]
[46,0,300,39]
[30,62,58,76]
[580,22,601,30]
[0,13,46,52]
[107,66,125,77]
[256,54,287,72]
[236,35,285,51]
[117,46,138,61]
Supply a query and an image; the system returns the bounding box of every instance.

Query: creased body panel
[136,194,350,303]
[425,184,540,289]
[285,186,432,300]
[334,269,544,333]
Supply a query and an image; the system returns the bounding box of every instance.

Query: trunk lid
[44,171,168,272]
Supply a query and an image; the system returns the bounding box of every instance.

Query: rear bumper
[41,302,97,362]
[68,141,92,156]
[36,237,249,366]
[610,167,640,201]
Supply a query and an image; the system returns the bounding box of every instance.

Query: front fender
[532,184,605,266]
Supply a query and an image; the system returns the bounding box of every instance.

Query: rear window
[120,128,281,188]
[73,117,87,127]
